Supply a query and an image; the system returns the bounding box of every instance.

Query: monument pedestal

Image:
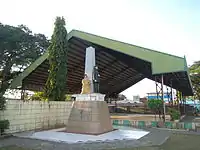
[66,94,113,135]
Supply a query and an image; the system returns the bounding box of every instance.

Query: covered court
[10,30,193,97]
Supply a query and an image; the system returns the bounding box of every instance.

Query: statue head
[84,73,88,78]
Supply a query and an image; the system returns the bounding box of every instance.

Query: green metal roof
[69,30,186,75]
[10,30,193,95]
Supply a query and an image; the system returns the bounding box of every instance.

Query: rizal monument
[66,46,113,135]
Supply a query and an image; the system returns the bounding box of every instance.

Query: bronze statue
[93,66,100,93]
[81,74,91,94]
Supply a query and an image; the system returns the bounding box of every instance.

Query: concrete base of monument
[14,126,149,143]
[61,128,116,135]
[65,99,113,135]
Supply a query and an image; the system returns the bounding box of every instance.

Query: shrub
[0,94,6,110]
[0,94,9,135]
[65,94,72,101]
[168,108,180,121]
[0,120,9,135]
[30,92,47,101]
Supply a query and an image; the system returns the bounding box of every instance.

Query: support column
[177,90,180,111]
[170,80,173,106]
[166,86,170,104]
[155,77,159,99]
[161,74,165,121]
[180,92,183,111]
[155,76,162,99]
[21,83,25,100]
[183,94,186,114]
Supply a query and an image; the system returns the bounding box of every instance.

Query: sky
[1,0,200,99]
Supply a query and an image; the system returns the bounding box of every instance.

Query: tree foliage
[148,99,163,111]
[30,91,72,101]
[168,108,180,121]
[148,99,163,120]
[44,17,68,101]
[0,23,49,133]
[0,23,49,96]
[118,94,127,100]
[190,61,200,100]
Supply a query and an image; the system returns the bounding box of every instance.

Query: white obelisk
[85,46,96,93]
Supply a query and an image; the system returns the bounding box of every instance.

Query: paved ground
[180,115,200,122]
[0,128,200,150]
[0,128,170,150]
[117,132,200,150]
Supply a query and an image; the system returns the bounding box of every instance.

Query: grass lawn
[1,133,200,150]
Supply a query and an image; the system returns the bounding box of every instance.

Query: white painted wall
[0,100,73,133]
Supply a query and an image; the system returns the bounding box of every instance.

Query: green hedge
[0,95,10,135]
[0,120,9,135]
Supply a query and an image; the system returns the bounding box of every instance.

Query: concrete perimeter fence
[0,100,73,134]
[111,119,200,132]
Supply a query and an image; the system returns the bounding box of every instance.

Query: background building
[132,95,140,103]
[147,92,173,103]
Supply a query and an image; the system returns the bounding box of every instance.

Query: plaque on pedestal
[72,93,105,101]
